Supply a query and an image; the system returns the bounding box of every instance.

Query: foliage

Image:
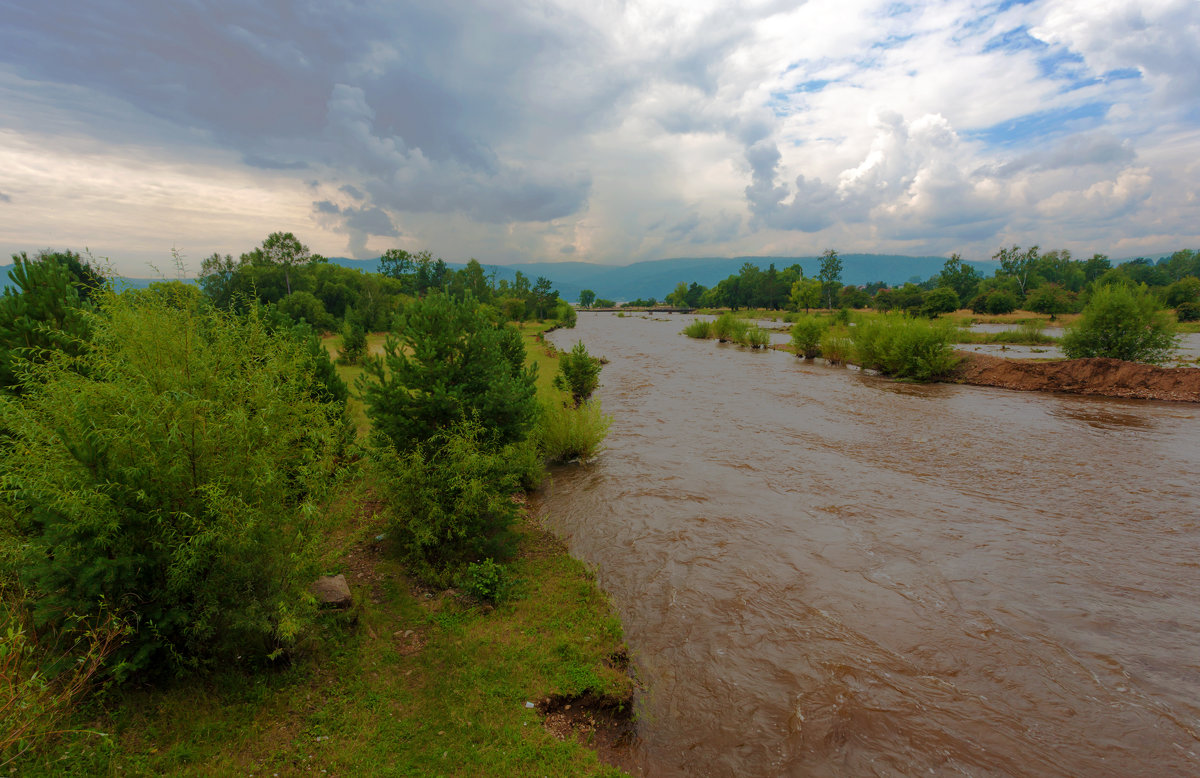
[744,326,771,348]
[277,290,336,331]
[0,252,98,395]
[0,293,345,676]
[1024,283,1076,320]
[593,298,616,308]
[937,253,982,302]
[1165,277,1200,307]
[371,422,524,587]
[359,293,538,451]
[337,308,368,365]
[790,317,826,358]
[1,602,126,765]
[920,286,960,317]
[460,559,511,604]
[818,331,852,366]
[790,278,821,313]
[1062,284,1177,363]
[818,249,843,310]
[1177,301,1200,323]
[970,288,1019,315]
[711,312,738,341]
[555,301,578,328]
[553,341,602,406]
[259,231,312,296]
[537,400,612,464]
[578,289,596,308]
[851,316,960,381]
[683,319,713,339]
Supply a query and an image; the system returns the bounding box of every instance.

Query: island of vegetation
[0,236,634,776]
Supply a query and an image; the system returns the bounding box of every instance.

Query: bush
[683,320,713,339]
[360,293,538,451]
[920,287,960,318]
[555,301,577,329]
[0,293,345,676]
[1177,301,1200,323]
[1062,284,1177,363]
[819,331,852,365]
[790,317,826,358]
[537,399,611,463]
[373,422,525,587]
[337,311,368,365]
[711,312,739,342]
[744,326,771,348]
[460,559,511,604]
[851,316,960,381]
[970,289,1018,315]
[553,341,602,406]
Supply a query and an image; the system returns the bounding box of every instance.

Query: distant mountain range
[3,254,997,302]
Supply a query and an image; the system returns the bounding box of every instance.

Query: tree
[818,249,843,310]
[553,341,602,406]
[789,278,821,314]
[937,254,982,302]
[1025,283,1076,320]
[664,284,686,308]
[920,287,960,317]
[1165,277,1200,308]
[359,293,539,451]
[0,252,97,395]
[579,289,597,309]
[260,232,311,295]
[0,292,345,675]
[531,276,557,319]
[993,244,1039,296]
[1062,284,1176,363]
[378,248,415,291]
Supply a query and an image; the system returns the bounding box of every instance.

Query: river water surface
[539,312,1200,777]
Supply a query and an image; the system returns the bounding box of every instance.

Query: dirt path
[952,351,1200,402]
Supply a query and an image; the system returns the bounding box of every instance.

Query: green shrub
[819,331,852,365]
[683,320,713,339]
[851,315,960,381]
[460,559,511,604]
[538,399,611,463]
[1062,283,1176,363]
[1177,301,1200,323]
[745,326,771,349]
[711,312,739,342]
[790,317,826,358]
[360,293,538,451]
[555,301,578,329]
[372,421,524,587]
[920,287,960,317]
[831,307,853,326]
[337,309,367,365]
[0,293,345,676]
[553,341,602,406]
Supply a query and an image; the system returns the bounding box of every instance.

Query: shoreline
[950,351,1200,403]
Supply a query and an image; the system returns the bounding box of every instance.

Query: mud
[954,351,1200,402]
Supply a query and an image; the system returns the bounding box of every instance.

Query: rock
[310,574,352,608]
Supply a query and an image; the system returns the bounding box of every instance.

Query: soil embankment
[953,351,1200,402]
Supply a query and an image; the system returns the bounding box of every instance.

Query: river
[538,312,1200,777]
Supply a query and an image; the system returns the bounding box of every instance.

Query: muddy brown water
[538,312,1200,777]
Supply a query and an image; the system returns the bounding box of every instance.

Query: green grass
[22,318,630,777]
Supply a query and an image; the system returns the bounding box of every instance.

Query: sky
[1,0,1198,276]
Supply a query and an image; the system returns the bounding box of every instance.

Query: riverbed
[539,312,1200,777]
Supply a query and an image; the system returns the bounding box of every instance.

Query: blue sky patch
[968,101,1111,147]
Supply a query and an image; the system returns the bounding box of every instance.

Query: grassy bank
[19,322,631,777]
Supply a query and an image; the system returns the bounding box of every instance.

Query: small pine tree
[338,308,368,365]
[553,340,602,406]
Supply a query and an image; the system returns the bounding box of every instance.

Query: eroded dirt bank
[953,351,1200,402]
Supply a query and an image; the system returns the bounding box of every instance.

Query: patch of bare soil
[952,351,1200,402]
[537,683,638,775]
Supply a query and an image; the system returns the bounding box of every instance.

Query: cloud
[0,0,1198,272]
[312,199,400,259]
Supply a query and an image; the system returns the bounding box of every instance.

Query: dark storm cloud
[312,199,400,258]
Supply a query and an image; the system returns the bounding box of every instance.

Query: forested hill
[322,254,993,303]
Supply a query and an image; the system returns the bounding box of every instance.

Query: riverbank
[951,351,1200,402]
[14,322,634,777]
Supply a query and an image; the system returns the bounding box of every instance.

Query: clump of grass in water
[538,399,612,463]
[819,330,853,366]
[851,315,959,381]
[744,326,771,349]
[711,312,739,342]
[790,316,826,358]
[683,320,714,339]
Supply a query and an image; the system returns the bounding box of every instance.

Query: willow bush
[0,292,346,677]
[851,316,960,381]
[1062,284,1176,363]
[790,317,826,358]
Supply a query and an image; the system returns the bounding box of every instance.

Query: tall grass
[683,319,713,339]
[712,312,747,342]
[744,326,771,348]
[851,315,960,381]
[819,331,853,365]
[538,399,612,462]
